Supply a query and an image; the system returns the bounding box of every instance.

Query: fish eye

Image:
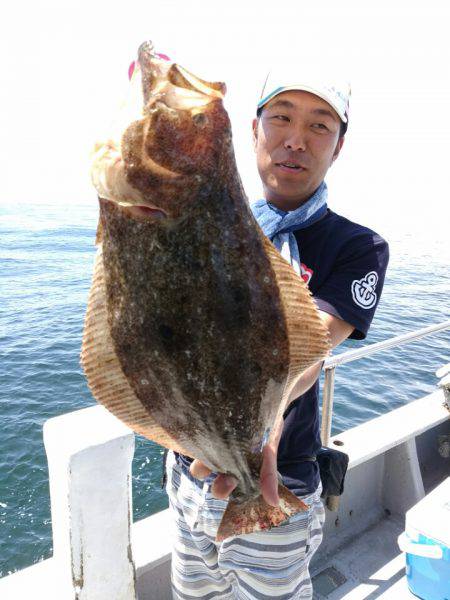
[193,113,208,128]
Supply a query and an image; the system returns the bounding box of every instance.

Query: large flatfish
[82,41,330,541]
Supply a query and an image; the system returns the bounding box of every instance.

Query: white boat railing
[320,319,450,445]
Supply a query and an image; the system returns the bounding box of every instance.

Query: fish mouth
[121,204,168,221]
[138,40,226,112]
[100,197,168,222]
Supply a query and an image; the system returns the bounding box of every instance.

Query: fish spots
[232,287,245,304]
[249,361,262,378]
[156,320,190,355]
[159,324,174,340]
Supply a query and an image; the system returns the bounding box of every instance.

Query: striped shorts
[165,450,325,600]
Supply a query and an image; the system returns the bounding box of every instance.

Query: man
[165,71,389,599]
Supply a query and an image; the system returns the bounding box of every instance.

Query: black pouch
[316,447,349,498]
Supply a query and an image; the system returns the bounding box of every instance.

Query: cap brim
[257,84,348,123]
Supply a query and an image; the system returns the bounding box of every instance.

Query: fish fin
[95,214,103,245]
[262,236,331,390]
[216,483,308,542]
[81,246,192,455]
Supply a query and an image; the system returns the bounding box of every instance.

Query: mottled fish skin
[84,41,330,537]
[100,189,289,497]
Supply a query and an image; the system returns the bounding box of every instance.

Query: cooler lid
[405,478,450,547]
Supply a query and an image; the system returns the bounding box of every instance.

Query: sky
[1,0,450,242]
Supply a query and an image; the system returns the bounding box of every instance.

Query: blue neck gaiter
[251,181,328,274]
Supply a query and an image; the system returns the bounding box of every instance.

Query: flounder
[82,41,330,541]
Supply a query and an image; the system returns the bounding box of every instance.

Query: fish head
[91,41,231,221]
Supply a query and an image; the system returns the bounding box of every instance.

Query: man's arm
[190,311,354,504]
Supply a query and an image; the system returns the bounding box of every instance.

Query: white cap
[257,69,351,124]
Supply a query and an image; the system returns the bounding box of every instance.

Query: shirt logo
[300,263,314,284]
[351,271,379,309]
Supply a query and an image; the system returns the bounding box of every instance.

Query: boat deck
[312,515,415,599]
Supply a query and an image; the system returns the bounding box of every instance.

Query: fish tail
[215,483,308,542]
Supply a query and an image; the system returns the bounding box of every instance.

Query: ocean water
[1,202,449,578]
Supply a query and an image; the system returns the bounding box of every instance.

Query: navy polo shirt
[278,209,389,496]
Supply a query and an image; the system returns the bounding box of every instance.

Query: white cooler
[398,477,450,599]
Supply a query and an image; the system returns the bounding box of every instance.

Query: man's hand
[259,429,282,506]
[189,459,239,500]
[190,451,280,507]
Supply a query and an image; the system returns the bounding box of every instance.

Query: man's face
[253,90,345,211]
